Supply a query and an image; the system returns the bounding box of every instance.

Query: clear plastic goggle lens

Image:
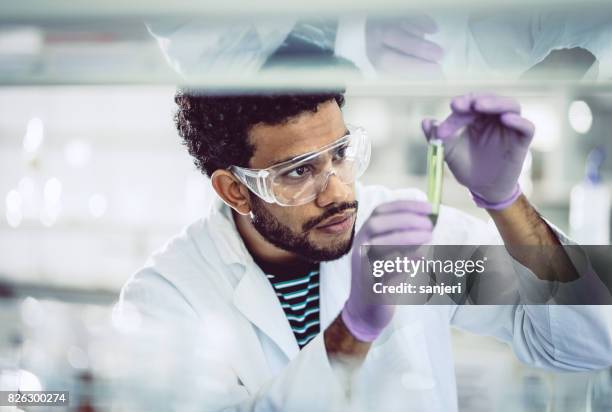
[230,126,370,207]
[270,131,369,206]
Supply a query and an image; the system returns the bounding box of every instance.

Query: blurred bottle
[570,146,610,244]
[73,370,96,412]
[521,374,551,412]
[586,369,612,412]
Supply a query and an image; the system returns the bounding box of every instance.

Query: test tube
[426,139,444,225]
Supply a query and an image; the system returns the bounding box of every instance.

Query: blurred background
[1,1,612,411]
[1,87,611,292]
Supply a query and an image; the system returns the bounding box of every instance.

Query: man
[116,91,612,411]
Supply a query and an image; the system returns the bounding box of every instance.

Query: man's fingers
[421,118,438,141]
[435,112,477,141]
[450,93,489,113]
[472,95,521,115]
[368,230,433,246]
[372,200,433,216]
[500,112,535,139]
[365,213,433,238]
[431,94,526,143]
[365,200,433,239]
[450,94,471,113]
[450,94,520,116]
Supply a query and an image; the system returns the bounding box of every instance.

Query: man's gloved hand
[422,93,535,210]
[341,200,433,342]
[365,15,444,80]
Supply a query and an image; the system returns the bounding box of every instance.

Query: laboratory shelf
[1,0,609,20]
[1,1,610,87]
[2,68,612,91]
[0,279,117,305]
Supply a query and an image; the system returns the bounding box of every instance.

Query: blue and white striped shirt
[267,268,320,348]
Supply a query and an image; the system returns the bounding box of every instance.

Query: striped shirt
[266,268,320,349]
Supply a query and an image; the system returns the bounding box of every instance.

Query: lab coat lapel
[319,257,351,329]
[209,200,299,361]
[233,264,300,361]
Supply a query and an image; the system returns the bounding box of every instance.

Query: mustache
[302,201,359,232]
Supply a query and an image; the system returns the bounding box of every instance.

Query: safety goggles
[230,125,370,206]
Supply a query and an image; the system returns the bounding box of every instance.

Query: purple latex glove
[422,93,535,210]
[341,200,433,342]
[366,15,444,80]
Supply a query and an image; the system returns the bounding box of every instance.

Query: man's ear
[211,170,251,215]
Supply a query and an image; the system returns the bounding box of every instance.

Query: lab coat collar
[207,198,250,267]
[233,265,300,360]
[208,198,300,360]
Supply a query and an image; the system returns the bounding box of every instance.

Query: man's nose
[315,173,351,208]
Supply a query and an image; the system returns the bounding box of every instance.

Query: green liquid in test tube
[427,139,444,225]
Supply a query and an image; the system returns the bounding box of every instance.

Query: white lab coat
[115,183,612,412]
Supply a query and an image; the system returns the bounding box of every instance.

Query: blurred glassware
[521,374,552,412]
[568,100,593,134]
[586,369,612,412]
[2,297,232,411]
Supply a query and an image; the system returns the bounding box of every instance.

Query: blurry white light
[43,177,62,205]
[0,369,42,392]
[22,117,44,153]
[6,189,24,227]
[88,193,108,218]
[6,189,22,212]
[0,26,43,55]
[17,177,38,217]
[40,178,62,227]
[522,103,560,152]
[16,369,42,391]
[21,296,44,327]
[568,100,592,134]
[67,346,89,370]
[64,140,92,167]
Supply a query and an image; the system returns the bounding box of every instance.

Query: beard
[250,197,358,262]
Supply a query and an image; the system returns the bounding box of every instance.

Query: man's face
[246,100,358,262]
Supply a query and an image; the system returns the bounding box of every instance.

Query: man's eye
[286,165,312,178]
[333,145,349,160]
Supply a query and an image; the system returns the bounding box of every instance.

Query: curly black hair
[174,91,345,177]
